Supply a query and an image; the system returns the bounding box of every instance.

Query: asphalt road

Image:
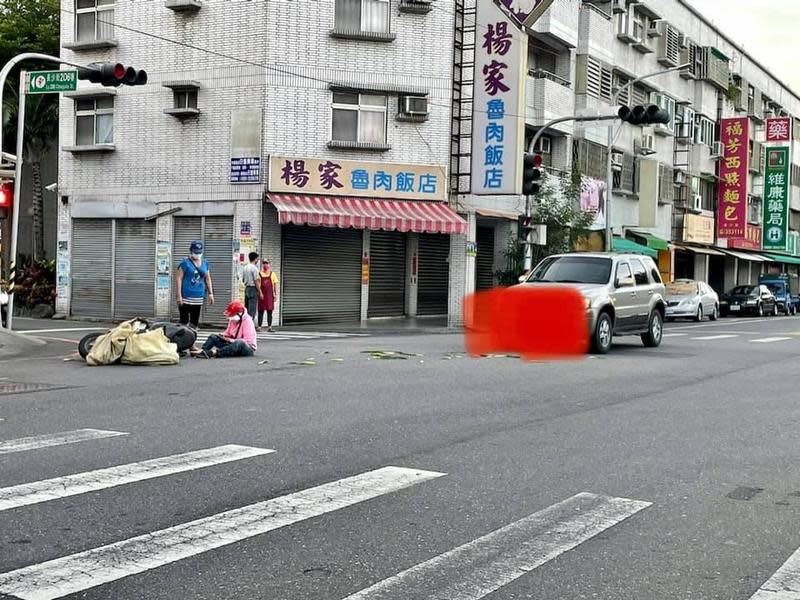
[2,315,800,599]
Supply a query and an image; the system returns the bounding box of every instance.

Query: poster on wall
[230,109,263,184]
[471,0,527,195]
[716,118,749,240]
[580,176,606,230]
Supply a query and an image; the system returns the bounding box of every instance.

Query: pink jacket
[222,312,258,350]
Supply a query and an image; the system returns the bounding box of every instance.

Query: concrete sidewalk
[0,329,46,359]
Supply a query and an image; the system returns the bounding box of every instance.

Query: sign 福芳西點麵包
[762,146,790,251]
[27,70,77,94]
[268,156,446,202]
[716,118,749,241]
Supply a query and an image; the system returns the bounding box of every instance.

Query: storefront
[264,156,466,325]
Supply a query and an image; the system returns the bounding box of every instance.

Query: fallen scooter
[78,318,197,360]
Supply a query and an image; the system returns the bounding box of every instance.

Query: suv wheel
[591,312,613,354]
[641,310,663,348]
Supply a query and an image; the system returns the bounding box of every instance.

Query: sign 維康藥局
[716,118,749,240]
[471,0,527,196]
[494,0,557,29]
[27,70,77,94]
[268,156,446,202]
[763,146,790,251]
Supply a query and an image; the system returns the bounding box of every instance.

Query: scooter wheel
[78,332,102,359]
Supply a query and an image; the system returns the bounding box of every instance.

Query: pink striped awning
[268,194,468,235]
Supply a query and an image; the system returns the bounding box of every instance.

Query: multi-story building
[56,0,466,325]
[453,0,800,315]
[56,0,800,326]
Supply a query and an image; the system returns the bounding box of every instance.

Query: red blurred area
[464,286,589,359]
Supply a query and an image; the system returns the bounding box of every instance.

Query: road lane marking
[342,492,651,600]
[18,328,105,334]
[749,544,800,599]
[751,337,793,344]
[0,445,274,513]
[691,335,739,340]
[0,466,445,600]
[662,333,687,337]
[0,429,128,456]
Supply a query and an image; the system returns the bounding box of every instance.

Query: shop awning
[476,208,518,220]
[612,237,658,258]
[720,249,770,262]
[268,194,468,235]
[763,253,800,265]
[627,230,669,251]
[671,244,725,256]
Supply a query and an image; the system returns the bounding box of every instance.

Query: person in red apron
[258,259,279,331]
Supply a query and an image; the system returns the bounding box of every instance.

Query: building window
[76,0,115,42]
[676,105,695,139]
[173,89,198,110]
[331,92,387,144]
[747,85,755,115]
[694,115,716,147]
[334,0,390,34]
[651,92,676,134]
[584,56,612,101]
[699,178,715,211]
[75,96,114,145]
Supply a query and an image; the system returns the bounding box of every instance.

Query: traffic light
[0,180,13,220]
[78,62,148,87]
[522,153,543,196]
[617,104,671,126]
[518,214,533,240]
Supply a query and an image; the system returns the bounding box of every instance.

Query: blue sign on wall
[230,157,261,184]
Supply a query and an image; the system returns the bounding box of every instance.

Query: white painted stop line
[749,544,800,599]
[0,445,274,513]
[343,492,651,600]
[751,337,792,344]
[0,429,128,456]
[0,466,445,600]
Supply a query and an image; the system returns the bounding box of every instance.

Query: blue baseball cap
[190,241,204,254]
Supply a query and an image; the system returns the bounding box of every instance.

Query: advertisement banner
[682,214,714,245]
[763,146,790,251]
[717,118,749,240]
[230,109,262,184]
[268,156,446,201]
[471,0,527,195]
[766,117,792,143]
[730,226,762,251]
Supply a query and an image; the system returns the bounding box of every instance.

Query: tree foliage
[0,0,61,70]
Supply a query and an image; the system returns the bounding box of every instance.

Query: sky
[685,0,800,95]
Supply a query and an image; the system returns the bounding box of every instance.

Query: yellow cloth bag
[87,321,179,366]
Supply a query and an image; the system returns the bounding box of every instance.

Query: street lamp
[604,63,691,252]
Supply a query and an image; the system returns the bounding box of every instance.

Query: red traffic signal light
[0,181,13,208]
[522,153,543,196]
[78,62,148,87]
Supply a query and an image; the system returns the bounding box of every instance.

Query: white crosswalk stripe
[751,337,793,344]
[0,466,445,600]
[749,544,800,599]
[0,429,128,456]
[343,492,650,600]
[691,334,739,340]
[0,445,274,513]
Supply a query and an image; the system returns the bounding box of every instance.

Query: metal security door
[171,217,202,321]
[114,220,156,318]
[417,233,450,316]
[475,226,495,291]
[202,216,233,325]
[368,231,406,318]
[282,225,362,324]
[71,219,113,318]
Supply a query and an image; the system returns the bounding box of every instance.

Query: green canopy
[763,253,800,266]
[612,237,658,258]
[627,231,669,251]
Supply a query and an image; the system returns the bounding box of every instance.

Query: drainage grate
[726,486,764,501]
[0,382,71,396]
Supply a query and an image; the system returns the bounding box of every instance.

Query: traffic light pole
[523,113,620,271]
[603,63,690,252]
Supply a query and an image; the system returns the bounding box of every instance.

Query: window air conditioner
[691,193,703,213]
[400,96,428,116]
[674,170,686,185]
[648,20,663,37]
[611,152,623,172]
[636,134,656,156]
[710,141,724,160]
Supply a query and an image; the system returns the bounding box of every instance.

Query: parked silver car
[520,252,667,354]
[665,279,719,321]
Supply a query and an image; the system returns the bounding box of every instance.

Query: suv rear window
[529,256,613,285]
[630,259,649,285]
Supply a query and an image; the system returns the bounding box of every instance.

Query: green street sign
[27,70,78,94]
[763,146,790,251]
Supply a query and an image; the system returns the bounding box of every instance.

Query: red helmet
[224,300,245,317]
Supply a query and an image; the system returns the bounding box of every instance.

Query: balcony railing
[528,68,571,88]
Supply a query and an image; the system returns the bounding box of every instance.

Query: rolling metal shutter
[417,233,449,316]
[71,219,112,318]
[282,225,362,324]
[475,226,495,291]
[171,217,203,321]
[202,216,234,325]
[171,216,233,325]
[368,231,406,318]
[114,220,155,318]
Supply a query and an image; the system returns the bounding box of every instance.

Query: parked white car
[665,279,719,321]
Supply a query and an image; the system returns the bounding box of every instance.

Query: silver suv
[520,252,667,354]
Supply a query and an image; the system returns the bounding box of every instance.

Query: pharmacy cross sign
[494,0,557,29]
[26,70,77,94]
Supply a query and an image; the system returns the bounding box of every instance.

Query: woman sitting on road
[193,300,257,358]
